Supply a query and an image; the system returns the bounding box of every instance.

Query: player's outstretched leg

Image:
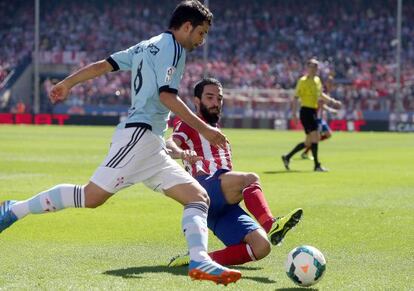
[189,260,241,286]
[0,184,86,234]
[268,208,303,245]
[0,200,18,233]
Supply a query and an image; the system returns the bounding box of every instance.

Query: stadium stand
[1,0,413,114]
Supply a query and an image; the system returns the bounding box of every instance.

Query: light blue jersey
[107,31,186,137]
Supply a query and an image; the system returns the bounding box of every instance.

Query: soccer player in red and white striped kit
[167,77,303,267]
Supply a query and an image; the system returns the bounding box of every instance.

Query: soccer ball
[285,245,326,287]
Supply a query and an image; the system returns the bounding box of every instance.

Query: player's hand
[180,150,203,164]
[201,125,227,149]
[49,81,71,104]
[333,99,342,109]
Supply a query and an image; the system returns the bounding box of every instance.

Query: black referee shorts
[300,107,318,134]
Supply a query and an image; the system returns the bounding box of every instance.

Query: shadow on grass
[232,265,263,271]
[263,170,308,174]
[104,265,187,279]
[275,288,318,291]
[104,265,276,284]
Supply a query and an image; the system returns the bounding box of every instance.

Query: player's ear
[193,96,200,109]
[182,21,193,33]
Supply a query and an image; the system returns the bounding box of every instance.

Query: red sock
[320,135,328,141]
[209,243,256,266]
[242,182,274,233]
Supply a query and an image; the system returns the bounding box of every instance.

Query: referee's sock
[311,143,320,166]
[286,142,306,160]
[10,184,85,219]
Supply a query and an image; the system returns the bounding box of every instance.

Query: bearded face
[200,101,220,125]
[196,84,223,126]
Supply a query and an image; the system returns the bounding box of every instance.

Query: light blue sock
[182,202,210,263]
[10,184,85,219]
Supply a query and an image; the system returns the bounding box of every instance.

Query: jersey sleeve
[155,40,184,95]
[107,44,137,71]
[172,120,190,146]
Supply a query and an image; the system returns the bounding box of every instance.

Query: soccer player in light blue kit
[0,0,241,285]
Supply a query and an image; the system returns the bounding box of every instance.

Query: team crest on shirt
[148,44,160,55]
[165,66,176,83]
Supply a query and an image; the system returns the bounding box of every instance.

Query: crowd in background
[0,1,34,85]
[1,0,414,114]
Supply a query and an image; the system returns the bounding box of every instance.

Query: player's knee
[251,238,271,260]
[245,172,260,185]
[246,230,271,260]
[84,183,112,208]
[200,190,210,206]
[190,188,210,206]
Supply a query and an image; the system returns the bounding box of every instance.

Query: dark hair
[307,58,319,66]
[194,77,222,99]
[169,0,213,30]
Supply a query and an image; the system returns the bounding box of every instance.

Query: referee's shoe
[314,164,328,172]
[281,155,290,170]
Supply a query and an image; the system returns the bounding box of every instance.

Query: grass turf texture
[0,125,413,290]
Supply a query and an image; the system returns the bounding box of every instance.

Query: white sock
[11,184,85,219]
[182,201,211,262]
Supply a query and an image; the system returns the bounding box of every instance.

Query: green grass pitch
[0,125,413,290]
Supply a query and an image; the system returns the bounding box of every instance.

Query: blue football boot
[0,200,18,233]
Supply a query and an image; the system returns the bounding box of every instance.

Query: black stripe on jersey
[106,57,120,72]
[159,86,178,95]
[173,39,183,67]
[172,39,178,67]
[110,128,147,168]
[176,45,183,66]
[106,127,141,168]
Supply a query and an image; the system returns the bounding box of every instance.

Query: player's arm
[156,41,227,149]
[165,136,203,163]
[320,92,341,109]
[160,92,227,149]
[49,60,114,104]
[322,103,338,114]
[165,136,184,159]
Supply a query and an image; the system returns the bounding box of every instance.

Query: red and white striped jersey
[172,119,232,176]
